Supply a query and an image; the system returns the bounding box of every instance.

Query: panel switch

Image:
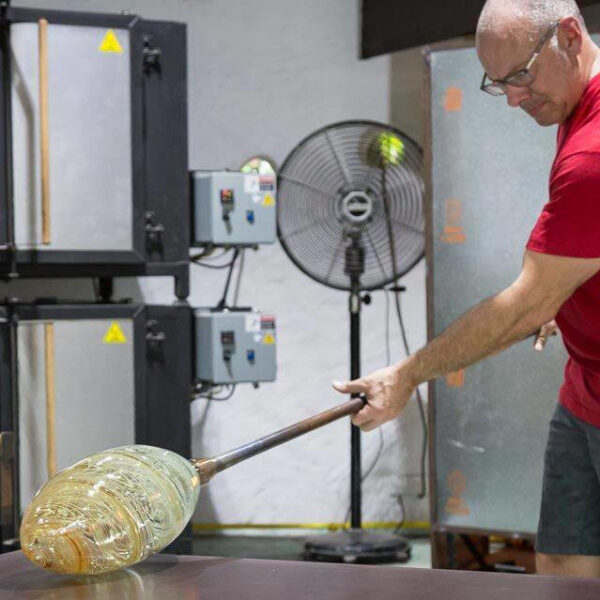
[220,189,235,222]
[221,331,235,345]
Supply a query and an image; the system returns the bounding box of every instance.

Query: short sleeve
[527,152,600,258]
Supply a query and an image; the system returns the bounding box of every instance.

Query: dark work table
[0,551,599,599]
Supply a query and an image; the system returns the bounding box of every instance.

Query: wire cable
[384,287,391,367]
[361,427,385,483]
[210,385,237,401]
[193,384,237,402]
[393,493,407,533]
[233,248,245,307]
[216,248,240,309]
[392,286,428,500]
[382,165,428,500]
[191,256,238,269]
[190,247,232,262]
[343,425,385,526]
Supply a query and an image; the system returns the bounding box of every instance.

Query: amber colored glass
[20,445,200,575]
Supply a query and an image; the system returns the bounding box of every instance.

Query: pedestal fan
[277,120,425,562]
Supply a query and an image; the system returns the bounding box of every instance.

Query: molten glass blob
[20,445,201,575]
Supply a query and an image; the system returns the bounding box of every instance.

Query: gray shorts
[537,403,600,556]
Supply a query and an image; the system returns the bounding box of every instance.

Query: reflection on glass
[20,445,200,575]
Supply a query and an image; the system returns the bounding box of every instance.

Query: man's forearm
[401,288,551,387]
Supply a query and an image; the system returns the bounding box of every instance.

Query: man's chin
[532,115,557,126]
[530,109,560,127]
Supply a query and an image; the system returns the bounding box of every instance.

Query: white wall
[7,0,429,527]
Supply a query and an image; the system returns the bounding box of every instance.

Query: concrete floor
[192,533,432,569]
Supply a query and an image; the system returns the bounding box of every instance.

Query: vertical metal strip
[0,432,14,529]
[8,308,20,538]
[422,46,442,567]
[133,307,147,445]
[1,18,15,251]
[38,18,50,246]
[44,323,56,479]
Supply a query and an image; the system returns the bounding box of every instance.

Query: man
[333,0,600,578]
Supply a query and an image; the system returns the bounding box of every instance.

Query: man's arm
[333,250,600,431]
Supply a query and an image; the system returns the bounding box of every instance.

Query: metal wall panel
[17,318,134,510]
[429,47,568,534]
[11,23,132,250]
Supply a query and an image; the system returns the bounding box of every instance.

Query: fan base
[304,529,411,564]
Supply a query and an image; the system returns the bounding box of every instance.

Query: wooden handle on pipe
[39,18,50,246]
[44,323,56,479]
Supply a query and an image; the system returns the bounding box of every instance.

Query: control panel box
[194,308,277,384]
[191,171,277,246]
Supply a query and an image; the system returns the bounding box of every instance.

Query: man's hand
[332,364,415,432]
[534,320,558,352]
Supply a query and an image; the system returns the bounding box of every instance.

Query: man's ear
[558,16,583,54]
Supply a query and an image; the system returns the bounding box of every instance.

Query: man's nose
[505,85,531,108]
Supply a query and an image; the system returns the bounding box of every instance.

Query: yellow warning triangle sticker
[262,194,275,207]
[99,29,123,54]
[263,333,276,345]
[103,321,127,344]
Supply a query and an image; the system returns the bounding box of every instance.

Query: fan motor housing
[340,191,374,226]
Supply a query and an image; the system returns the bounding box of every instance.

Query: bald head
[477,0,586,41]
[475,0,600,126]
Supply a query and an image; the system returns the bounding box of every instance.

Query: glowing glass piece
[19,445,200,575]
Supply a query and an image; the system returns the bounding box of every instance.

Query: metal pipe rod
[192,397,365,484]
[44,323,56,478]
[38,18,51,245]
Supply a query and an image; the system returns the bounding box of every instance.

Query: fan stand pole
[304,235,411,564]
[349,282,362,529]
[346,234,366,529]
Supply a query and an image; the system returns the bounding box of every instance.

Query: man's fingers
[360,420,379,432]
[534,323,558,352]
[351,417,380,432]
[534,333,547,352]
[350,403,376,427]
[332,379,368,395]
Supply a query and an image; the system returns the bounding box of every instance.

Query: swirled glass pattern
[20,445,200,575]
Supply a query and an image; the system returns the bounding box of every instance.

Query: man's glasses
[480,22,560,96]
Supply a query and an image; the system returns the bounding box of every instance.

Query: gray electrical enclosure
[192,171,277,246]
[427,46,569,536]
[195,309,277,385]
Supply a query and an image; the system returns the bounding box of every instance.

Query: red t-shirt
[527,73,600,426]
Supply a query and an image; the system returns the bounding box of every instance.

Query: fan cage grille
[277,120,425,291]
